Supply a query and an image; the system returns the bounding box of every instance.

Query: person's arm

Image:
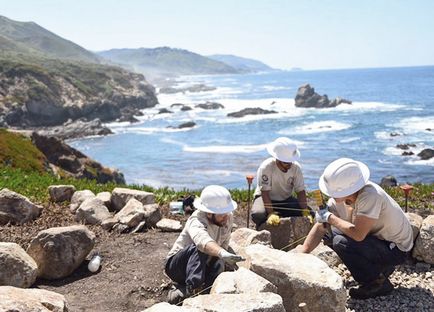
[203,241,224,257]
[328,214,376,242]
[299,223,327,253]
[261,190,273,215]
[296,190,308,209]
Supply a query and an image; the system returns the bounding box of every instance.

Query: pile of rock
[144,210,433,312]
[0,184,184,310]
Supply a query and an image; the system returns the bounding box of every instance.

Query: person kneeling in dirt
[250,137,311,229]
[165,185,243,304]
[296,158,413,299]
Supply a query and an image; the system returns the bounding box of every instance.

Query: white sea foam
[333,101,404,112]
[183,143,267,154]
[405,157,434,166]
[339,137,360,143]
[395,116,434,133]
[111,126,196,135]
[279,120,351,135]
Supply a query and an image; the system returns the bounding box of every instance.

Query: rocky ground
[0,202,433,312]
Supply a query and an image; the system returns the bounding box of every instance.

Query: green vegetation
[0,129,47,172]
[98,47,240,76]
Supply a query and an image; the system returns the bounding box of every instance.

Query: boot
[167,284,187,304]
[349,275,394,300]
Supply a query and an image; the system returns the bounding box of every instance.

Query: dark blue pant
[331,231,407,284]
[251,195,303,228]
[165,244,224,291]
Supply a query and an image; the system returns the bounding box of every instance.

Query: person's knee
[251,211,267,225]
[332,234,349,252]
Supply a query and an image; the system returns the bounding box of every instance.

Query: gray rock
[75,197,112,225]
[96,191,112,210]
[227,108,277,118]
[37,118,112,140]
[380,176,398,188]
[405,212,423,242]
[158,108,173,114]
[111,187,155,211]
[229,228,272,255]
[115,198,146,228]
[211,267,277,295]
[26,225,95,279]
[195,101,225,110]
[183,292,285,312]
[309,242,342,268]
[412,215,434,264]
[48,185,76,202]
[239,244,346,312]
[417,148,434,160]
[143,203,162,228]
[295,84,351,108]
[0,188,43,225]
[143,302,198,311]
[156,218,182,232]
[0,243,38,288]
[258,217,311,251]
[70,190,96,213]
[0,286,68,312]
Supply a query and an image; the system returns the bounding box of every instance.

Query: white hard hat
[319,158,370,198]
[266,137,300,162]
[193,185,237,214]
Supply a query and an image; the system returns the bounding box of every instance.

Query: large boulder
[229,228,272,254]
[111,187,155,211]
[0,286,68,312]
[96,191,112,210]
[48,185,76,202]
[143,302,198,311]
[239,244,346,312]
[183,292,285,312]
[417,148,434,160]
[295,84,351,108]
[258,217,311,251]
[26,225,95,279]
[211,267,277,295]
[70,190,95,213]
[412,215,434,264]
[113,198,162,229]
[405,212,423,241]
[0,243,38,288]
[0,188,43,225]
[75,197,112,225]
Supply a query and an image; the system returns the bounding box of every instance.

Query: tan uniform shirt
[167,210,233,259]
[328,181,413,252]
[254,157,305,200]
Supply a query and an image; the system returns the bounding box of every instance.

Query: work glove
[315,207,332,223]
[218,249,245,264]
[266,212,280,226]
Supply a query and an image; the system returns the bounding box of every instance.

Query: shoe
[167,285,187,304]
[349,276,394,299]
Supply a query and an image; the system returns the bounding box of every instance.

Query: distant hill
[0,16,158,128]
[97,47,240,78]
[0,15,100,63]
[208,54,275,73]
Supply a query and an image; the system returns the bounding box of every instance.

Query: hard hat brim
[266,143,300,162]
[193,198,237,214]
[318,160,370,198]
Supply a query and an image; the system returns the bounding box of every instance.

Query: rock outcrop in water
[227,107,277,118]
[295,84,351,108]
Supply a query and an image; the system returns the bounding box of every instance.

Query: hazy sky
[1,0,434,70]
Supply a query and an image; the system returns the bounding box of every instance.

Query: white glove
[315,207,332,223]
[218,249,245,263]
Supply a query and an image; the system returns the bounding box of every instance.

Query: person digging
[165,185,244,304]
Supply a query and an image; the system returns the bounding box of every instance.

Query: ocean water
[69,66,434,190]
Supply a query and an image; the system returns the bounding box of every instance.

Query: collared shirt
[328,181,413,252]
[253,157,305,200]
[167,210,233,259]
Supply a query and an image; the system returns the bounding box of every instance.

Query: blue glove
[315,207,332,223]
